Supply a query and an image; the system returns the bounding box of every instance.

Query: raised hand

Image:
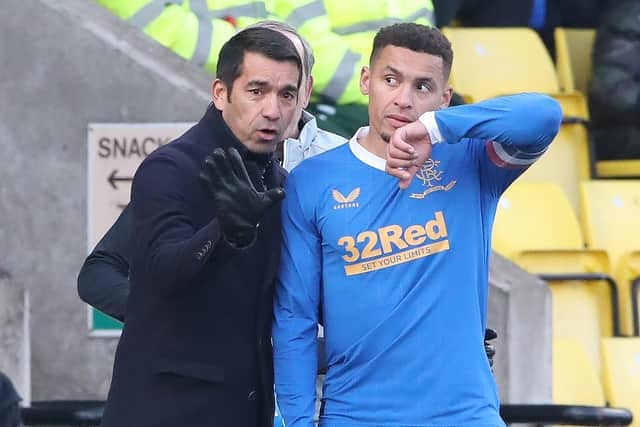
[385,120,433,189]
[201,147,285,247]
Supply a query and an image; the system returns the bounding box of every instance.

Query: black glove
[484,328,497,369]
[201,147,285,247]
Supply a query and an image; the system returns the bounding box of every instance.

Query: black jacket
[0,373,21,427]
[589,0,640,160]
[101,106,285,427]
[77,205,131,322]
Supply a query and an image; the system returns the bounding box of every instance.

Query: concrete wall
[0,271,31,405]
[0,0,210,400]
[488,253,553,403]
[0,0,552,408]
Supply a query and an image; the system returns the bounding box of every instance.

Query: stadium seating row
[492,181,640,424]
[442,26,639,423]
[442,26,640,182]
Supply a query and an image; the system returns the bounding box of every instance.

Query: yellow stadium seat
[580,180,640,267]
[441,27,592,211]
[519,95,591,214]
[616,251,640,337]
[581,180,640,335]
[516,250,609,276]
[555,91,590,119]
[550,279,616,373]
[600,337,640,426]
[553,338,606,405]
[554,28,596,96]
[596,160,640,179]
[493,182,583,259]
[630,252,640,336]
[591,252,640,338]
[494,182,619,373]
[442,27,559,101]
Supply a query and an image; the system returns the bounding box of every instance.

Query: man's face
[212,52,300,154]
[360,45,452,143]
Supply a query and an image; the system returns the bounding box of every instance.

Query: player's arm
[387,93,562,187]
[77,205,132,322]
[273,173,321,427]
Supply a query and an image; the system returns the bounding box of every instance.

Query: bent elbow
[539,95,563,138]
[516,94,563,144]
[76,265,91,303]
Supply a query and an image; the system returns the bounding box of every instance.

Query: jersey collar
[349,127,386,172]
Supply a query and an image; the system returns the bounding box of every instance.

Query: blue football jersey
[273,94,562,427]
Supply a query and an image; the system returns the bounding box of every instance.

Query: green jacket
[97,0,435,105]
[269,0,435,105]
[97,0,268,73]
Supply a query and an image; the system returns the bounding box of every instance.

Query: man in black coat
[100,27,302,427]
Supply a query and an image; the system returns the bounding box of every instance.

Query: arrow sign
[108,169,133,190]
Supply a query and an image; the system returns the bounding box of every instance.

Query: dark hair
[370,23,453,80]
[216,27,302,100]
[246,20,315,80]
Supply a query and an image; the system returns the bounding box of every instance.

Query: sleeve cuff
[418,111,444,144]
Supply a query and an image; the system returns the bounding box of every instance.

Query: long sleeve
[421,93,562,160]
[420,93,562,195]
[131,151,223,296]
[272,174,321,427]
[77,205,133,322]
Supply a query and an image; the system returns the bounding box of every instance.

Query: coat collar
[199,104,274,167]
[197,104,285,187]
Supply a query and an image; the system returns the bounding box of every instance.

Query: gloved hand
[201,147,285,247]
[484,328,497,369]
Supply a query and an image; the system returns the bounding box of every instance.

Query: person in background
[268,0,436,137]
[588,0,640,160]
[433,0,604,58]
[94,0,436,138]
[95,0,261,73]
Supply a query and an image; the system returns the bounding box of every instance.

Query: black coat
[589,0,640,160]
[77,204,132,322]
[101,106,285,427]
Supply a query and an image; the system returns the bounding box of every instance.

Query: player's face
[360,45,452,143]
[213,52,300,154]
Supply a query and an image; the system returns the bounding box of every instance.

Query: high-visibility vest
[96,0,268,73]
[203,0,272,31]
[269,0,435,105]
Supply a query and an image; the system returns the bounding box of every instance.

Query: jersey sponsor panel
[337,210,451,275]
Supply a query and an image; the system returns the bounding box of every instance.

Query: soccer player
[272,23,562,427]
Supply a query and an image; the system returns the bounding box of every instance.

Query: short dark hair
[246,20,315,80]
[216,27,302,100]
[370,23,453,80]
